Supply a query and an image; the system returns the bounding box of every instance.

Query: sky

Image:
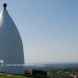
[0,0,78,65]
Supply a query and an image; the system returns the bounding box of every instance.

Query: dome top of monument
[3,3,7,10]
[0,3,17,32]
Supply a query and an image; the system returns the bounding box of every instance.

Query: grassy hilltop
[0,74,26,78]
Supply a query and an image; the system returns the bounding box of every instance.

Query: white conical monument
[0,3,24,73]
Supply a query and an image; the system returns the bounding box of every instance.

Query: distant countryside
[0,69,78,78]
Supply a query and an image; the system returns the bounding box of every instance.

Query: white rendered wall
[0,6,24,73]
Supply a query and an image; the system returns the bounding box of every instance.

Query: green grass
[0,74,28,78]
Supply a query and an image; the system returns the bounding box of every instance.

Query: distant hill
[24,63,78,71]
